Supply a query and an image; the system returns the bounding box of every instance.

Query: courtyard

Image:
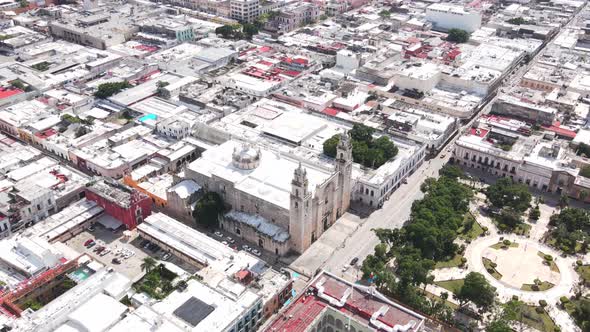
[482,242,561,290]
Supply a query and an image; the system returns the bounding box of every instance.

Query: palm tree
[141,257,157,274]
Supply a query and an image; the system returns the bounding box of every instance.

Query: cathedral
[185,132,353,256]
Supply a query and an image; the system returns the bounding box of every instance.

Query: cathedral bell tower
[289,162,313,254]
[336,131,353,215]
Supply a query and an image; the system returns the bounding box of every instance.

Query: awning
[97,214,123,230]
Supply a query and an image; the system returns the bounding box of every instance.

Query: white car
[251,249,261,256]
[242,245,251,252]
[214,231,223,238]
[222,241,228,246]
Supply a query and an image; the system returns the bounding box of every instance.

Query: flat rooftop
[188,140,333,209]
[152,278,260,332]
[138,212,234,265]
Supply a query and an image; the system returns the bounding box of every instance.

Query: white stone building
[454,125,580,194]
[230,0,260,23]
[425,3,482,33]
[185,136,352,255]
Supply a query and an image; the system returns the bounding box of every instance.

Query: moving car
[350,257,359,266]
[162,253,171,261]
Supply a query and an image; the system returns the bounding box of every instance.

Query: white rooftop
[152,279,259,332]
[188,140,333,209]
[168,179,201,199]
[62,293,127,332]
[138,212,234,266]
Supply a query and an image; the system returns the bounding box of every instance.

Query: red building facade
[85,179,152,230]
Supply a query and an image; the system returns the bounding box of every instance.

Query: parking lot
[65,224,197,280]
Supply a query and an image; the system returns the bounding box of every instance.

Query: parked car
[88,226,95,232]
[162,253,171,261]
[84,239,94,247]
[222,241,228,246]
[242,245,251,252]
[350,257,359,266]
[214,231,223,238]
[112,258,121,264]
[87,242,96,249]
[226,237,235,244]
[95,246,105,253]
[251,249,261,256]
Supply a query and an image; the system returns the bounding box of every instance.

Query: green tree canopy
[194,192,224,228]
[577,143,590,157]
[529,204,540,221]
[485,177,531,213]
[457,272,496,310]
[94,81,132,99]
[322,135,339,158]
[572,297,590,331]
[548,208,590,254]
[323,124,398,169]
[379,10,391,18]
[446,29,469,43]
[242,23,259,39]
[497,207,523,230]
[439,164,464,179]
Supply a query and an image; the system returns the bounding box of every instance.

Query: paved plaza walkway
[430,201,588,331]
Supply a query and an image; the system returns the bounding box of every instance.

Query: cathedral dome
[232,143,261,170]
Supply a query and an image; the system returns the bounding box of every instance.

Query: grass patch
[518,305,558,332]
[423,290,459,310]
[521,281,554,291]
[537,251,559,273]
[483,257,503,280]
[458,213,484,240]
[435,279,464,294]
[434,254,464,269]
[490,241,519,250]
[576,265,590,285]
[514,223,531,236]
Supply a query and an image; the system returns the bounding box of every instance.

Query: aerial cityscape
[0,0,587,331]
